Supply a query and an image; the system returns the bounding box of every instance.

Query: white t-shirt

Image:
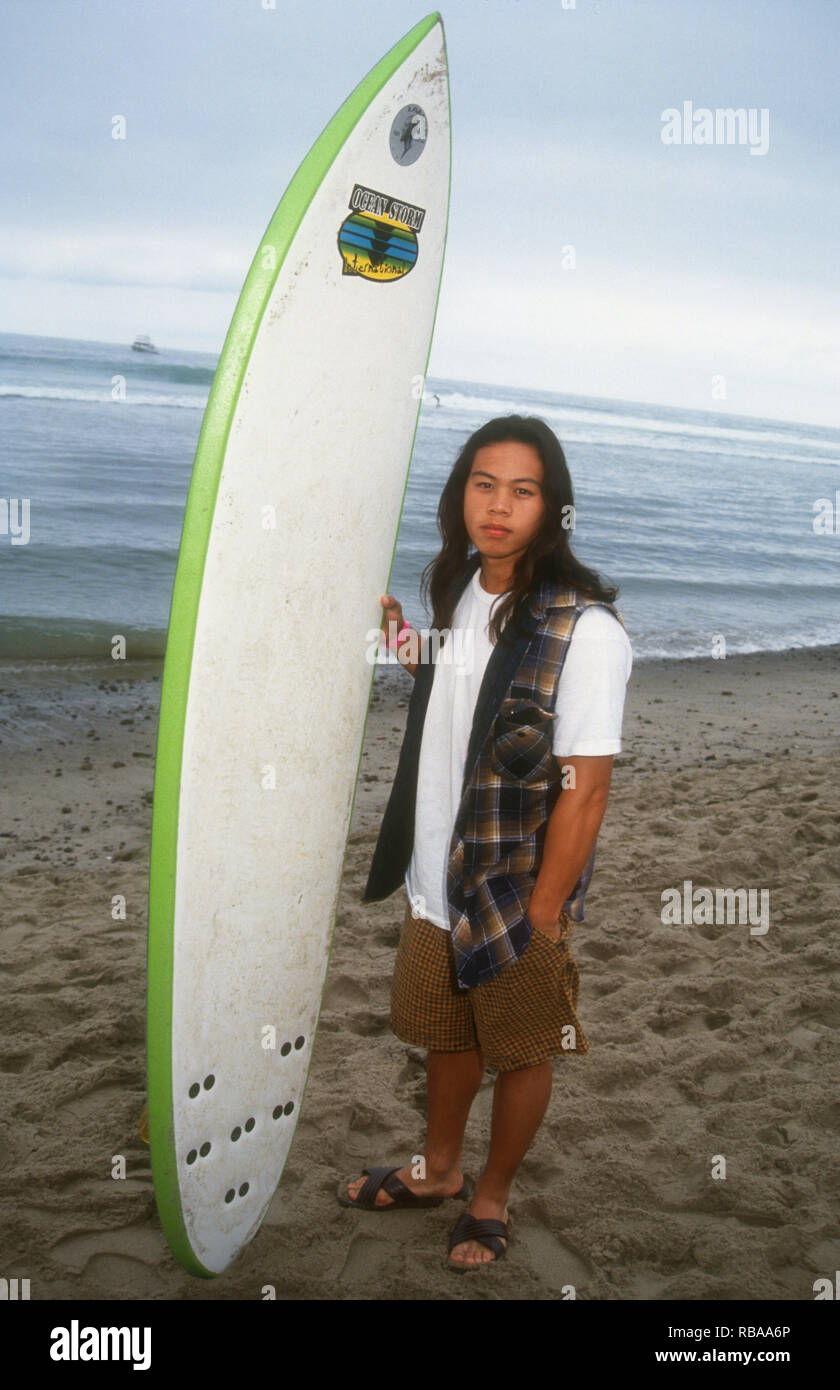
[405,568,632,929]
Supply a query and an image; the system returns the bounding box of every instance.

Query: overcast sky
[3,0,838,426]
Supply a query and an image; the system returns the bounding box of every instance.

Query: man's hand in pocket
[527,896,565,943]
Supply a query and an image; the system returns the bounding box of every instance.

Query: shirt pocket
[489,697,555,784]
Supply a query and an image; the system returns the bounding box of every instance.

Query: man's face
[463,440,546,566]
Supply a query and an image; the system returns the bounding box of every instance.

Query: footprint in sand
[373,927,401,949]
[0,1049,34,1074]
[323,973,369,1011]
[648,1010,732,1038]
[344,1010,391,1038]
[337,1231,403,1284]
[52,1225,166,1295]
[580,939,625,962]
[513,1199,593,1294]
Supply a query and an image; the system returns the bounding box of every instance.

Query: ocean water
[1,331,839,665]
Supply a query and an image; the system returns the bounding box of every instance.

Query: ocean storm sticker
[338,183,425,282]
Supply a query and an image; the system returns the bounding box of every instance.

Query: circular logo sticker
[389,104,428,166]
[337,184,426,283]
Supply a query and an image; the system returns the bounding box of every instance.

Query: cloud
[431,251,840,426]
[0,228,251,292]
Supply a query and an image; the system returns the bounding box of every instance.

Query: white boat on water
[131,334,159,354]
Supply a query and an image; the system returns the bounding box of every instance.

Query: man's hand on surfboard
[380,594,418,677]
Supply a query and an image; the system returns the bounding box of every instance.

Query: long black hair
[420,414,618,646]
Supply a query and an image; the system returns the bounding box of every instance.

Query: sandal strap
[356,1166,408,1208]
[449,1211,508,1257]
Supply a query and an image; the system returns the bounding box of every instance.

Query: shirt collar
[451,556,577,620]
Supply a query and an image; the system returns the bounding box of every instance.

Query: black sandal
[447,1210,509,1270]
[337,1165,471,1211]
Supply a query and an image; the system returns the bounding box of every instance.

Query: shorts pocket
[490,698,554,783]
[555,909,575,943]
[528,928,567,950]
[527,911,575,952]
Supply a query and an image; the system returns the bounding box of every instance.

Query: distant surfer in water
[340,415,632,1271]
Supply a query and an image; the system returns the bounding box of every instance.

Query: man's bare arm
[528,754,614,938]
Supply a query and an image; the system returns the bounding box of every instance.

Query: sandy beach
[1,644,838,1300]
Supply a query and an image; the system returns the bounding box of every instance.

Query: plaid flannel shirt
[363,555,624,988]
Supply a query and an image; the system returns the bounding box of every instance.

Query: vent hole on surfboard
[239,1183,249,1197]
[272,1106,282,1120]
[284,1101,294,1116]
[225,1189,235,1204]
[199,1142,211,1157]
[231,1126,242,1142]
[244,1117,255,1132]
[294,1035,305,1050]
[203,1074,215,1090]
[187,1149,198,1165]
[280,1041,292,1057]
[188,1083,200,1099]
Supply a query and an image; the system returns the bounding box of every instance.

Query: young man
[340,417,631,1270]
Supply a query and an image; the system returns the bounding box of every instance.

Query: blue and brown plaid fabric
[363,555,624,990]
[446,582,623,988]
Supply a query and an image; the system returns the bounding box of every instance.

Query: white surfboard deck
[147,13,450,1277]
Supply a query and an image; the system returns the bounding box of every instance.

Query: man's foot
[342,1161,468,1210]
[448,1190,510,1268]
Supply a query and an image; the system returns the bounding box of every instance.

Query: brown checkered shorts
[390,900,590,1071]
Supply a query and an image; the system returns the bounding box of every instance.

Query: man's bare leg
[449,1059,552,1267]
[345,1048,484,1206]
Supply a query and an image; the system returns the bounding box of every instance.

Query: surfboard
[146,13,450,1278]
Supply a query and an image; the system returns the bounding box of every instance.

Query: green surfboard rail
[146,11,446,1279]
